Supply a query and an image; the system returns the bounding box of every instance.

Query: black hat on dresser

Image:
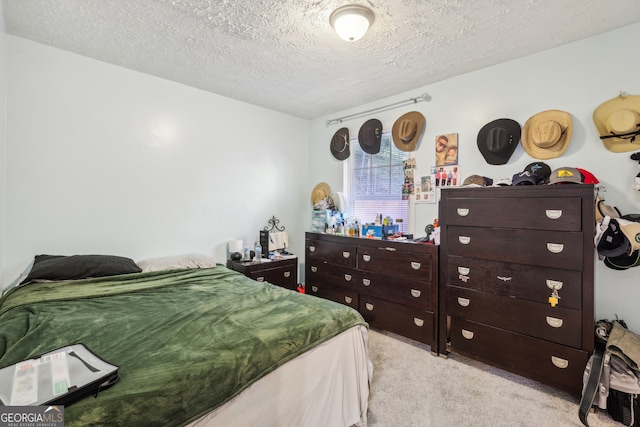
[477,118,521,165]
[524,161,552,184]
[330,127,350,161]
[358,119,382,155]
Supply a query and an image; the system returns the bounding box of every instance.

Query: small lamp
[330,5,375,42]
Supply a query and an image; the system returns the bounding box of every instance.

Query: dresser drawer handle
[413,318,424,327]
[546,316,564,328]
[458,236,471,245]
[551,356,569,369]
[458,267,470,275]
[311,286,318,292]
[411,289,421,298]
[344,274,352,281]
[546,279,563,290]
[383,247,397,251]
[461,329,474,340]
[283,271,291,278]
[457,208,470,217]
[362,254,371,262]
[309,245,316,252]
[256,277,265,282]
[546,209,563,219]
[547,243,564,253]
[310,266,318,273]
[362,278,371,286]
[411,262,421,270]
[457,297,470,307]
[365,303,374,311]
[342,251,351,258]
[345,296,352,304]
[497,276,512,282]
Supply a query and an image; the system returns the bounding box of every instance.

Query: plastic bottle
[254,241,262,261]
[244,245,251,261]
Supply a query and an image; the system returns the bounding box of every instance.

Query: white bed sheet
[187,324,372,427]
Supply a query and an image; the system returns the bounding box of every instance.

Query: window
[344,131,409,232]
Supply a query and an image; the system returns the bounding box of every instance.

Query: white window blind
[343,131,409,232]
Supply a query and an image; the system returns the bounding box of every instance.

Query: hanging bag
[580,320,640,426]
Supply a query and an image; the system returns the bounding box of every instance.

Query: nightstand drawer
[227,258,297,290]
[248,266,297,290]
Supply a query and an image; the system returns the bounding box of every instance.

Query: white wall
[310,23,640,329]
[0,3,7,285]
[2,36,309,284]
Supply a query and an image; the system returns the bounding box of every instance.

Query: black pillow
[20,254,142,285]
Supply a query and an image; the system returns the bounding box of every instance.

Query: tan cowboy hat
[522,110,572,160]
[311,182,331,205]
[593,95,640,152]
[392,111,425,152]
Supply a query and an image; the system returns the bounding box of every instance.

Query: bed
[0,254,371,426]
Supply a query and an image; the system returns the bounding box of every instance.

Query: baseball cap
[549,167,582,184]
[525,162,552,184]
[512,171,538,185]
[597,218,630,258]
[463,175,493,186]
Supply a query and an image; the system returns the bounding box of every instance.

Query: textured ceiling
[3,0,640,119]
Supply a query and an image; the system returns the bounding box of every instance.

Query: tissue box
[361,224,399,239]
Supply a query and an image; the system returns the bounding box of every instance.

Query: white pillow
[137,253,216,273]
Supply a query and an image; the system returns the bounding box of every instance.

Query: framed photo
[435,133,458,166]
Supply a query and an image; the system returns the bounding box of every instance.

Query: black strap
[579,341,607,426]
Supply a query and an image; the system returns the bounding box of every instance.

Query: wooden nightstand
[226,256,298,291]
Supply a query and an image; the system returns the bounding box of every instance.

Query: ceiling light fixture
[330,5,375,42]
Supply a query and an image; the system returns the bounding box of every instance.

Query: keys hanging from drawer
[548,289,561,307]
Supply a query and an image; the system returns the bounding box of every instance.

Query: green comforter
[0,266,366,426]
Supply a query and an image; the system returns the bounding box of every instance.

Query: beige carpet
[366,328,621,427]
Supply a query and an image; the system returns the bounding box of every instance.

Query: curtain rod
[325,92,430,126]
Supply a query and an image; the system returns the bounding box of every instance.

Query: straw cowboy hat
[392,111,425,152]
[311,182,331,205]
[330,127,350,161]
[593,94,640,152]
[522,110,573,160]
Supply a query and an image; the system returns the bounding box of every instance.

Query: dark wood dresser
[305,232,439,353]
[438,185,595,395]
[227,257,298,291]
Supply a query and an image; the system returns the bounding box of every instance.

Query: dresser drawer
[360,295,435,346]
[358,246,433,279]
[447,286,582,347]
[307,284,359,310]
[359,270,432,310]
[442,196,582,231]
[306,239,357,267]
[306,263,360,291]
[446,256,582,309]
[450,318,588,393]
[446,226,583,270]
